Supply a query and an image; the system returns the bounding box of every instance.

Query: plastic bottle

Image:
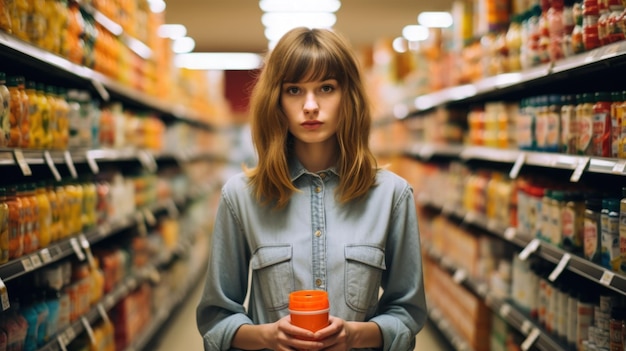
[577,92,595,155]
[0,188,9,264]
[37,83,52,150]
[592,91,612,157]
[289,290,330,336]
[560,94,577,154]
[16,77,30,149]
[549,0,567,61]
[606,0,625,43]
[0,72,10,147]
[5,186,24,260]
[610,91,622,158]
[546,95,562,152]
[24,81,42,149]
[601,198,620,270]
[618,91,626,158]
[35,183,51,249]
[584,197,603,263]
[618,187,626,273]
[583,0,601,50]
[52,86,69,150]
[563,191,585,254]
[7,76,22,148]
[572,2,586,53]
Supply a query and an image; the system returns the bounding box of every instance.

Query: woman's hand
[264,315,326,351]
[308,316,354,351]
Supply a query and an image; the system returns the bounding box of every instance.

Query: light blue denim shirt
[197,157,427,350]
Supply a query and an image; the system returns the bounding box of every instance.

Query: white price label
[509,152,526,179]
[137,150,157,173]
[91,79,110,101]
[70,237,86,261]
[521,328,541,351]
[64,327,76,342]
[0,278,10,311]
[30,254,43,269]
[13,149,32,176]
[549,253,571,282]
[452,269,467,284]
[79,234,97,269]
[97,303,111,324]
[600,270,615,286]
[570,157,589,182]
[518,239,541,261]
[57,334,69,351]
[499,303,511,318]
[98,223,111,237]
[21,257,34,272]
[81,317,96,344]
[86,151,100,174]
[44,151,62,181]
[504,227,517,241]
[64,151,78,179]
[143,208,157,227]
[39,248,52,263]
[521,320,533,335]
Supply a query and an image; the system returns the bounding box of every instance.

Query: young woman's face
[280,78,341,147]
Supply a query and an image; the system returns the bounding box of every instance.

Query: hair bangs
[281,42,342,84]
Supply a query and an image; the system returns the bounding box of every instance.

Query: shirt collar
[289,154,339,181]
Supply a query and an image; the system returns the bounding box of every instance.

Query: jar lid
[289,290,329,311]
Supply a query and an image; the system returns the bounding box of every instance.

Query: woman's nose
[303,93,319,113]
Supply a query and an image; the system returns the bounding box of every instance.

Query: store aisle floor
[150,280,453,351]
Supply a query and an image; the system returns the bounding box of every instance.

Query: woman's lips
[302,121,323,130]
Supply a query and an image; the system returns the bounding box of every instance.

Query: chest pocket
[251,245,294,311]
[344,245,386,312]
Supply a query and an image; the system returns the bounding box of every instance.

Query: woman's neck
[294,139,339,173]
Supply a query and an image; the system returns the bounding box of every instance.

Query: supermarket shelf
[418,193,626,298]
[424,244,568,351]
[395,40,626,116]
[407,143,626,181]
[0,31,211,127]
[426,303,476,351]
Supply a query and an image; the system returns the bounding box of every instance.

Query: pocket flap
[345,245,386,270]
[251,245,292,270]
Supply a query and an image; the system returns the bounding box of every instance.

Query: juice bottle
[82,180,96,231]
[45,182,60,243]
[25,0,44,46]
[5,186,24,259]
[35,183,51,248]
[0,188,9,264]
[43,85,57,150]
[18,184,38,255]
[24,81,42,149]
[51,86,69,150]
[0,72,9,147]
[577,93,595,155]
[584,197,602,263]
[16,77,30,149]
[7,76,22,148]
[9,0,29,41]
[36,83,51,149]
[0,0,11,32]
[55,183,70,240]
[592,91,612,157]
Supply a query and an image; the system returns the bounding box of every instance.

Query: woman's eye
[321,85,334,93]
[285,86,300,95]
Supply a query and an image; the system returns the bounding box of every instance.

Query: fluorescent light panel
[175,53,264,70]
[260,0,341,12]
[417,12,453,28]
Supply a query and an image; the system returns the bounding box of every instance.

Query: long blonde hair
[246,27,377,208]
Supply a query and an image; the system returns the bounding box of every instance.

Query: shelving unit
[0,4,225,350]
[385,30,626,351]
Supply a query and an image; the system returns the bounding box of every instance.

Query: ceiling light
[260,0,341,13]
[417,12,453,28]
[158,24,187,39]
[262,12,337,28]
[402,25,429,42]
[392,37,408,53]
[175,53,264,70]
[147,0,166,13]
[172,37,196,54]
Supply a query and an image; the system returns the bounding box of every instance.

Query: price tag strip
[40,248,53,264]
[13,149,32,176]
[504,227,517,241]
[57,334,69,351]
[509,152,526,179]
[79,234,97,269]
[44,151,62,181]
[81,317,96,345]
[548,253,571,282]
[520,328,541,351]
[0,278,10,311]
[64,151,78,179]
[600,270,615,287]
[86,151,100,174]
[70,237,86,261]
[91,79,110,102]
[570,157,590,182]
[518,239,541,261]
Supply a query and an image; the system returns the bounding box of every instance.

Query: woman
[197,27,427,351]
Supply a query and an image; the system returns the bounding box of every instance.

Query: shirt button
[315,186,322,193]
[315,279,322,287]
[319,172,327,179]
[314,230,322,237]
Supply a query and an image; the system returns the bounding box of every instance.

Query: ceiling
[163,0,456,54]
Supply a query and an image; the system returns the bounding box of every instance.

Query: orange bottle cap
[288,290,329,313]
